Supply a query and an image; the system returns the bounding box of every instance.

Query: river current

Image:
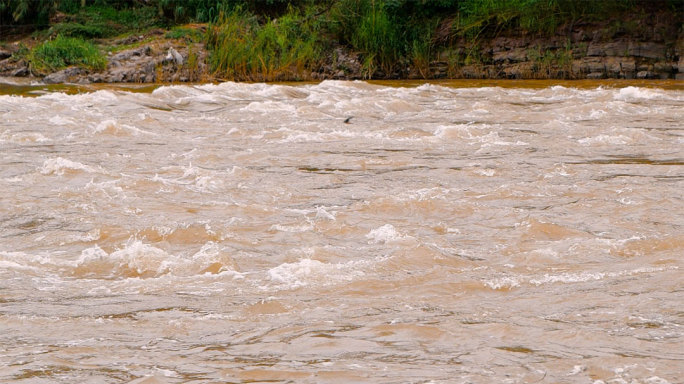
[1,79,682,383]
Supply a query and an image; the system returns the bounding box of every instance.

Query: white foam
[40,157,97,175]
[578,134,630,146]
[315,206,336,221]
[483,276,522,290]
[48,115,75,126]
[75,240,237,278]
[90,119,153,136]
[614,86,663,101]
[267,258,365,288]
[366,224,408,244]
[269,222,314,233]
[1,130,50,143]
[529,266,677,286]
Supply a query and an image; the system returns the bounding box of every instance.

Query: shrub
[29,35,106,74]
[206,6,323,81]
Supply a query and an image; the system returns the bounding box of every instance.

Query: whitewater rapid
[1,80,682,383]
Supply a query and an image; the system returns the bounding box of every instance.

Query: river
[1,79,682,383]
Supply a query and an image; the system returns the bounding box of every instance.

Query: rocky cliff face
[428,8,682,80]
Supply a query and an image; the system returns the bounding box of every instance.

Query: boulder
[580,57,606,73]
[653,62,675,74]
[43,67,84,84]
[110,46,151,63]
[628,42,666,59]
[636,70,656,79]
[10,65,28,77]
[492,48,527,63]
[165,48,184,66]
[0,49,11,60]
[587,40,629,57]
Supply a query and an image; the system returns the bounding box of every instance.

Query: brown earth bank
[0,8,682,84]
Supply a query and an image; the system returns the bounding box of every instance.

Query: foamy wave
[484,276,522,290]
[482,266,678,290]
[241,100,297,114]
[40,157,98,175]
[90,119,153,136]
[269,222,314,233]
[1,130,51,143]
[151,164,233,193]
[267,258,365,288]
[49,115,75,126]
[366,224,410,244]
[529,267,677,286]
[614,86,665,101]
[74,241,237,279]
[578,134,631,146]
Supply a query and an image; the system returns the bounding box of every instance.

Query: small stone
[10,66,28,77]
[636,70,655,79]
[587,72,605,79]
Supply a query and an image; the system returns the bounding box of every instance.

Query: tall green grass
[206,6,323,81]
[29,35,106,74]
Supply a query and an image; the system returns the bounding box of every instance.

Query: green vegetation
[1,0,681,80]
[28,35,106,74]
[206,6,323,81]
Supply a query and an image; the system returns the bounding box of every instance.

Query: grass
[3,0,679,81]
[40,4,161,40]
[165,27,203,42]
[206,6,323,81]
[28,35,106,74]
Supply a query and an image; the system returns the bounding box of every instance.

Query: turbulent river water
[0,79,682,383]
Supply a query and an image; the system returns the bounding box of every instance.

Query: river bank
[0,1,682,84]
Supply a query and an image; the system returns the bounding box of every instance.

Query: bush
[206,6,323,81]
[29,35,106,74]
[48,22,108,38]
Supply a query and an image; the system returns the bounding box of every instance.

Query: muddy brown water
[1,78,682,383]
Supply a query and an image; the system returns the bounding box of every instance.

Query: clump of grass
[29,35,106,74]
[48,22,108,39]
[206,6,323,81]
[329,0,405,76]
[44,4,161,40]
[166,27,203,42]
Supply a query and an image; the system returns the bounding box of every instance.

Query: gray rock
[88,74,103,83]
[492,48,527,63]
[604,57,622,74]
[110,46,150,62]
[678,57,684,73]
[654,62,675,73]
[628,42,666,59]
[636,70,655,79]
[10,64,29,77]
[580,57,606,73]
[43,67,84,84]
[165,48,184,66]
[676,73,684,80]
[0,49,11,60]
[587,72,605,79]
[587,40,629,57]
[619,59,636,72]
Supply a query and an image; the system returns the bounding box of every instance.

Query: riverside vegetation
[0,0,682,83]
